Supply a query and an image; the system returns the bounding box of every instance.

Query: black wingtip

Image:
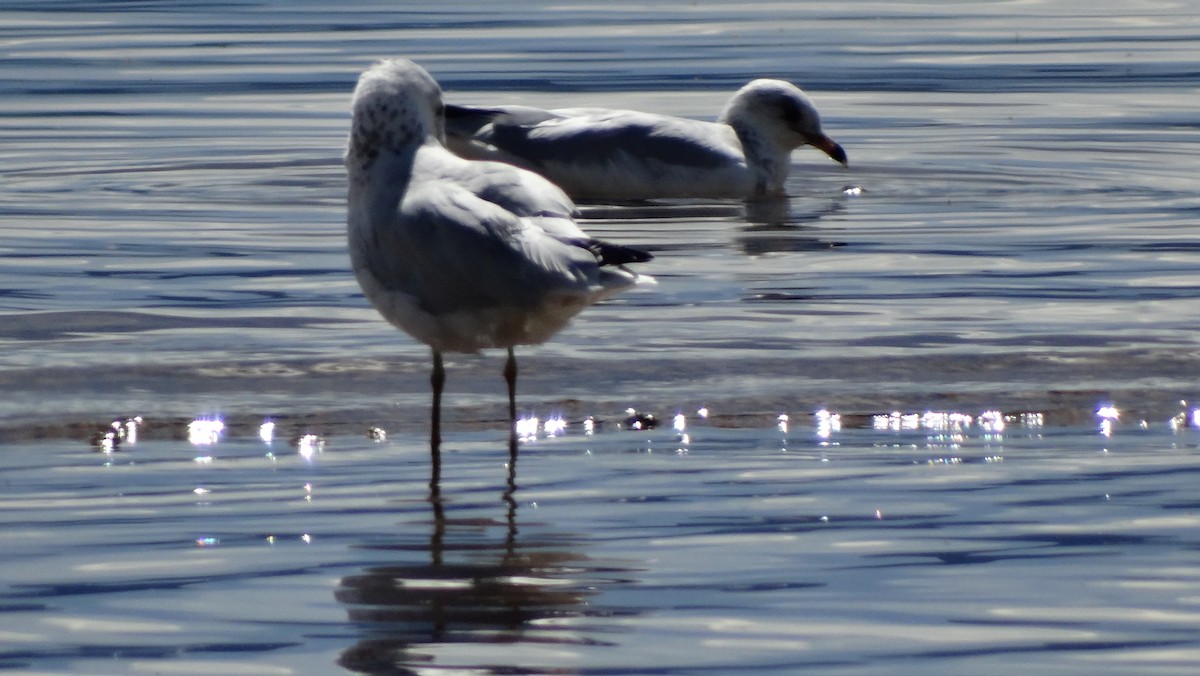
[444,104,508,121]
[444,104,506,136]
[443,104,480,119]
[586,239,653,266]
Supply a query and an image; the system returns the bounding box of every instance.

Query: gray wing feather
[365,181,598,316]
[491,110,736,169]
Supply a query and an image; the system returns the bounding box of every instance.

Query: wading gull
[445,79,847,201]
[345,59,652,480]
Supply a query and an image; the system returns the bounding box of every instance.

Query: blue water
[2,1,1200,673]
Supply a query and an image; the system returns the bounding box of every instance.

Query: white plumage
[345,59,652,460]
[445,79,847,201]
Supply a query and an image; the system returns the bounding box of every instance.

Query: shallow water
[4,418,1200,674]
[2,1,1200,673]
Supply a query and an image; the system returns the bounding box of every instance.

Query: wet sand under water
[2,341,1197,443]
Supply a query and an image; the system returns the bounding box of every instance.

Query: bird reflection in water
[578,193,850,258]
[336,456,635,674]
[737,195,849,257]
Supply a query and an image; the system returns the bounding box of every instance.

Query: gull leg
[504,348,518,460]
[430,350,445,494]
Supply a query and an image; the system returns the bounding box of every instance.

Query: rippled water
[2,1,1200,673]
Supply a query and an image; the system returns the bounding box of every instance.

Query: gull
[444,79,847,201]
[345,59,652,476]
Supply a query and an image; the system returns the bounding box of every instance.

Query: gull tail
[583,239,653,266]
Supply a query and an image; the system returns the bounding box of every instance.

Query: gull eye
[779,97,814,133]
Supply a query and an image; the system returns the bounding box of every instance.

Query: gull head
[720,79,847,167]
[346,59,446,172]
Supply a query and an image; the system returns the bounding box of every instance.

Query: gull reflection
[736,195,848,257]
[336,456,636,673]
[577,193,847,258]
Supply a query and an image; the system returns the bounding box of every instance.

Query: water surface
[2,1,1200,673]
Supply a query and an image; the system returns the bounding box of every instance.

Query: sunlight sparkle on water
[258,421,275,444]
[187,417,224,446]
[872,410,1046,438]
[1177,408,1200,432]
[516,415,540,441]
[123,417,142,444]
[815,409,841,440]
[874,411,920,431]
[294,434,324,459]
[979,410,1005,433]
[94,425,119,453]
[921,411,974,430]
[1020,412,1045,427]
[93,417,142,452]
[1097,405,1119,438]
[927,456,963,465]
[673,413,689,448]
[543,415,567,437]
[623,408,658,431]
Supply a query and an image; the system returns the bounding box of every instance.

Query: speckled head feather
[346,59,445,173]
[716,78,846,177]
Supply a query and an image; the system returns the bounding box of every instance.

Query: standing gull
[345,59,652,476]
[444,79,847,201]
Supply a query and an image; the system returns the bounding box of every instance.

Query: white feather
[445,79,847,200]
[345,59,651,355]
